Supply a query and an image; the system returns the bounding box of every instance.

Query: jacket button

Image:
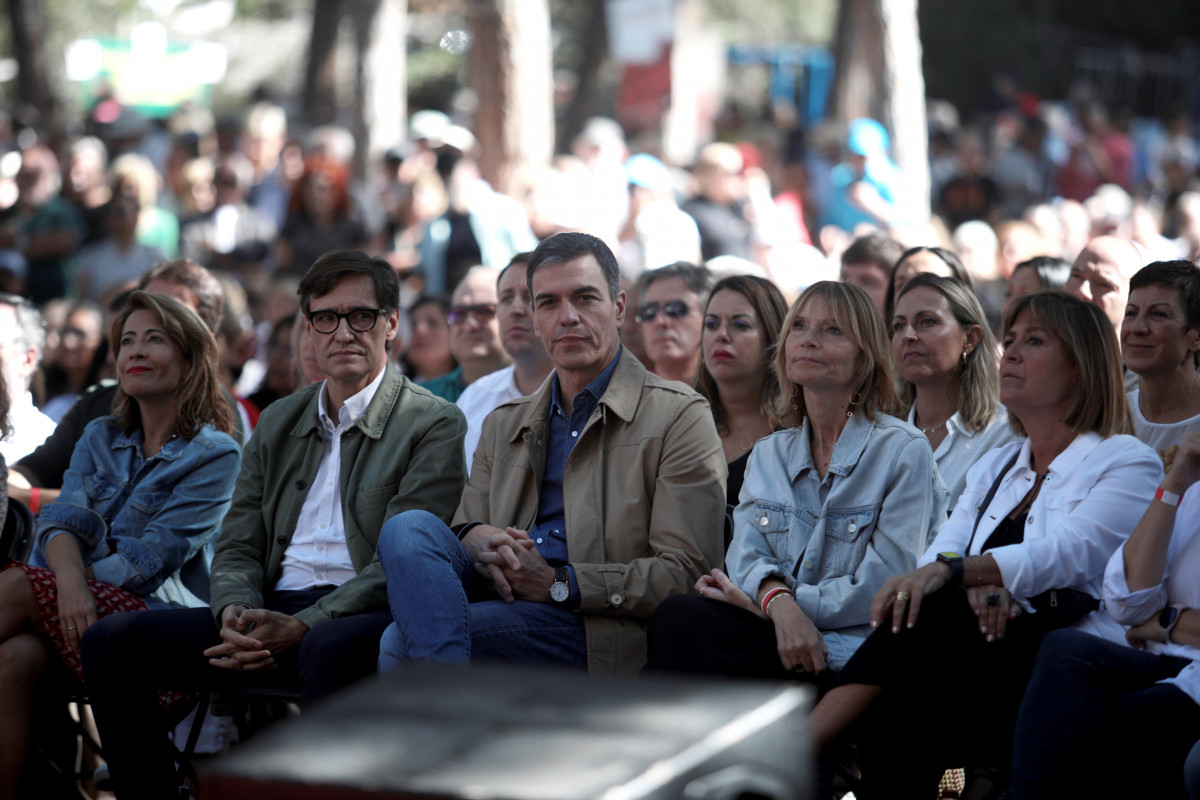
[760,515,769,526]
[295,480,306,490]
[802,560,813,570]
[848,522,857,533]
[276,536,287,545]
[610,593,623,605]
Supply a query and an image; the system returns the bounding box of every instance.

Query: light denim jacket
[726,411,948,668]
[35,418,241,609]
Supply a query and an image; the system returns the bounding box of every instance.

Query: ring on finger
[986,593,1001,607]
[895,590,910,602]
[67,626,78,630]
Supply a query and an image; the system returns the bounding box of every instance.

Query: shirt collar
[1010,430,1102,478]
[549,347,622,418]
[318,366,387,430]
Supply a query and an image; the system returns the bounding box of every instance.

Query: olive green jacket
[456,350,726,675]
[210,365,466,628]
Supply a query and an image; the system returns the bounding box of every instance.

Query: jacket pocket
[755,503,809,565]
[822,506,879,576]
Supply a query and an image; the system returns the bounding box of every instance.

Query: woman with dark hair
[401,295,457,383]
[276,156,368,275]
[884,245,972,321]
[892,274,1017,508]
[1122,260,1200,467]
[648,281,946,682]
[40,301,107,422]
[1005,255,1070,305]
[695,274,788,504]
[810,291,1163,800]
[0,291,240,796]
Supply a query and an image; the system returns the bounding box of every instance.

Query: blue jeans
[376,510,586,672]
[1007,628,1199,800]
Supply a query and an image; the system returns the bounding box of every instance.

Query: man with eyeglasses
[422,266,512,402]
[376,232,726,677]
[81,251,468,799]
[637,261,714,385]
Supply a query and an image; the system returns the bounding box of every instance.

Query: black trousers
[81,589,391,800]
[834,584,1052,800]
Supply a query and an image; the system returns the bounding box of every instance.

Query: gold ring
[895,591,910,602]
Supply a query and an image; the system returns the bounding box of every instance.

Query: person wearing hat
[618,153,701,278]
[820,118,901,234]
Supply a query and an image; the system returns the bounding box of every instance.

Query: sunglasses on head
[447,303,497,325]
[635,300,691,324]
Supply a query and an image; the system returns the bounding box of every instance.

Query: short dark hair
[138,258,224,333]
[298,250,400,313]
[640,261,715,307]
[842,234,905,274]
[1130,259,1200,366]
[497,251,534,287]
[526,233,620,301]
[1012,255,1071,292]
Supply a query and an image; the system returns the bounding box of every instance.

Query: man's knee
[378,509,456,566]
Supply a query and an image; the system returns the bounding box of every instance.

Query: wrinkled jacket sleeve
[988,444,1162,598]
[571,395,726,619]
[88,441,240,594]
[795,434,942,630]
[36,427,104,558]
[208,425,274,616]
[291,405,466,628]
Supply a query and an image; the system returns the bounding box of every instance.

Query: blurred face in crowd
[1005,265,1044,306]
[841,261,889,315]
[405,301,454,381]
[448,270,505,370]
[57,307,104,378]
[892,251,955,300]
[1064,236,1140,334]
[639,276,704,383]
[496,263,543,360]
[1121,284,1200,379]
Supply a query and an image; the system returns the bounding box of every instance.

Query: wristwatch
[549,566,571,604]
[936,552,965,585]
[1160,604,1186,643]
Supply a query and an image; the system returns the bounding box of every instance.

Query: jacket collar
[292,363,402,441]
[1010,430,1102,477]
[788,410,874,481]
[510,348,643,443]
[111,423,188,462]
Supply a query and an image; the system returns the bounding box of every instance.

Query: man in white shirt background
[456,252,553,473]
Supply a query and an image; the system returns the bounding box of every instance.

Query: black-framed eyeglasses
[448,303,497,325]
[306,307,388,334]
[635,300,692,324]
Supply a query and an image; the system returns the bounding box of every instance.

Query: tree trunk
[830,0,930,223]
[348,0,406,181]
[6,0,59,137]
[557,0,608,154]
[303,0,342,125]
[468,0,554,198]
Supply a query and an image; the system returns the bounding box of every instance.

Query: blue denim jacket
[35,418,240,609]
[726,412,948,668]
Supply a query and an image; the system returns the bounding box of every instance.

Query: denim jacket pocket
[755,503,810,565]
[124,490,173,536]
[822,506,879,576]
[84,473,122,506]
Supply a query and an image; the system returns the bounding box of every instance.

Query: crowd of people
[0,84,1198,800]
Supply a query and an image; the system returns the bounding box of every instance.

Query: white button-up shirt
[455,364,531,476]
[275,369,386,590]
[907,403,1019,513]
[0,391,56,464]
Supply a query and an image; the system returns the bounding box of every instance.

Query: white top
[275,368,386,590]
[75,240,165,302]
[1,391,57,465]
[1128,388,1200,474]
[920,432,1163,645]
[906,403,1020,516]
[1103,483,1200,706]
[455,364,529,476]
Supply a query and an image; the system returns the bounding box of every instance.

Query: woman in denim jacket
[648,281,948,680]
[0,291,239,795]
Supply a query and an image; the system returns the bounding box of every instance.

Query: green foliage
[704,0,838,44]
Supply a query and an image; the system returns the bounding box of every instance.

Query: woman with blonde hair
[648,281,946,682]
[892,273,1017,508]
[0,291,239,797]
[811,290,1163,800]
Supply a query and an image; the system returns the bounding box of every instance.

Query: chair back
[2,496,35,563]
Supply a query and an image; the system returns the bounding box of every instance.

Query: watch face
[938,552,962,561]
[1160,606,1179,628]
[550,581,570,603]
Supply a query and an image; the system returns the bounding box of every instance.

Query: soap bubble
[439,30,473,55]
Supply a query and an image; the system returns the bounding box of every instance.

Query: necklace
[915,412,949,436]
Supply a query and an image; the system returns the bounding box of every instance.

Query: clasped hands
[871,562,1021,641]
[465,525,555,603]
[205,605,309,671]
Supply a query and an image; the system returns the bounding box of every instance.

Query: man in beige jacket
[378,232,726,676]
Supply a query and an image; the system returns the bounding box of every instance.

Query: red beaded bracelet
[760,586,794,617]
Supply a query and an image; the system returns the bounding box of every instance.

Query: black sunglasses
[306,307,387,334]
[448,303,497,325]
[635,300,691,324]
